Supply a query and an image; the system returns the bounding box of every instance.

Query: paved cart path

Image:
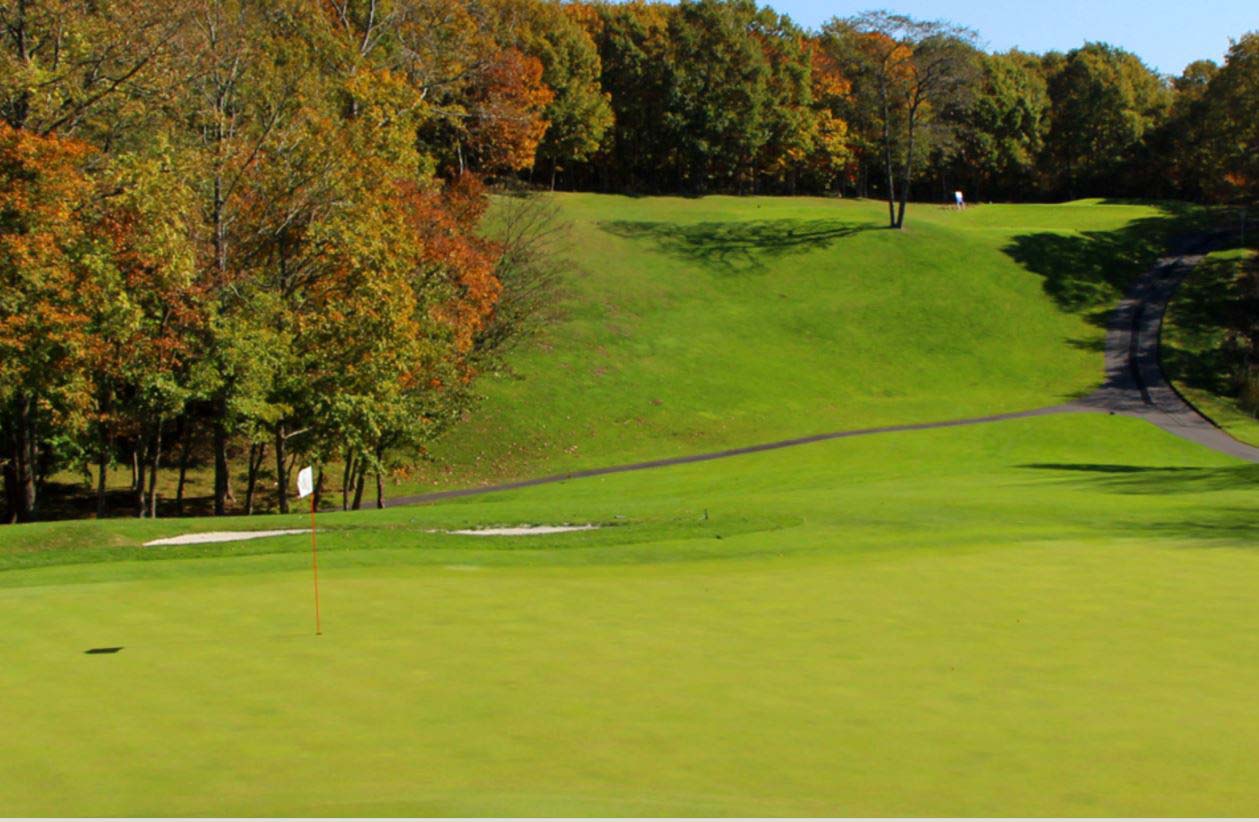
[390,235,1257,508]
[1070,235,1259,461]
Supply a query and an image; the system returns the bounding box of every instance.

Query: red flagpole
[310,490,321,636]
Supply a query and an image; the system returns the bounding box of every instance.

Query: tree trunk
[879,82,897,229]
[18,397,36,521]
[895,113,916,229]
[147,420,162,519]
[352,462,366,511]
[134,436,148,518]
[96,435,109,519]
[2,428,20,524]
[274,424,288,515]
[341,449,355,511]
[213,407,229,516]
[245,442,265,515]
[176,419,192,516]
[374,445,385,509]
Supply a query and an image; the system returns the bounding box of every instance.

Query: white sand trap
[144,529,308,547]
[446,524,600,536]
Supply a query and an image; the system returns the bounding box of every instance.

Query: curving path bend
[391,234,1256,508]
[1069,233,1259,462]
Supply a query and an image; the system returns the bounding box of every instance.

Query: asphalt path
[1071,233,1259,462]
[390,234,1257,507]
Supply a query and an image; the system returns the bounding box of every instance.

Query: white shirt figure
[954,190,965,210]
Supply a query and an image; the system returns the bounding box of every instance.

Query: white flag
[296,466,314,499]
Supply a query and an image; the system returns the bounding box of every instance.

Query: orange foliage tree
[0,124,102,520]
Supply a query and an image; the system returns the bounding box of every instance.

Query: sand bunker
[144,523,598,546]
[446,524,600,536]
[144,529,308,547]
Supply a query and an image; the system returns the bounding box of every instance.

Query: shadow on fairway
[1133,504,1259,545]
[1003,202,1224,318]
[600,218,875,275]
[1019,461,1259,493]
[1020,462,1202,473]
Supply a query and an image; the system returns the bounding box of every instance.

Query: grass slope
[4,414,1259,815]
[412,194,1191,492]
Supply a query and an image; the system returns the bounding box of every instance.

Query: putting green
[5,413,1259,816]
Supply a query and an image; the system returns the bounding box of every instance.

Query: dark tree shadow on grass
[1017,461,1259,544]
[1160,254,1257,399]
[600,218,876,275]
[1002,202,1229,320]
[1019,461,1259,493]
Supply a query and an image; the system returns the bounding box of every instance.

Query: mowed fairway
[4,197,1259,816]
[5,414,1259,816]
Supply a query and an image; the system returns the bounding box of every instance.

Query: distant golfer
[954,190,966,210]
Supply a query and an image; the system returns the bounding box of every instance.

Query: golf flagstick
[296,466,320,635]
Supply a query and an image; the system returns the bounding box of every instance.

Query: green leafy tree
[946,50,1049,200]
[666,0,771,192]
[1042,42,1171,198]
[582,0,674,191]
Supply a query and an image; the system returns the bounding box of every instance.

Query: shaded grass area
[1002,199,1216,317]
[4,414,1259,815]
[1161,248,1259,446]
[599,218,873,275]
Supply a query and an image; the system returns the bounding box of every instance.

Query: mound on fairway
[411,194,1194,492]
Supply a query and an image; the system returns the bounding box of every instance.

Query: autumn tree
[824,12,979,228]
[0,125,100,521]
[486,0,612,189]
[801,41,854,193]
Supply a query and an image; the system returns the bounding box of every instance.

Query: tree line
[546,2,1256,215]
[1,0,564,522]
[2,0,1256,523]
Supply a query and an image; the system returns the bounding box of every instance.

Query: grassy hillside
[412,194,1190,491]
[4,413,1259,815]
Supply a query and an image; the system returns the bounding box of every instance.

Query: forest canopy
[1,0,1256,522]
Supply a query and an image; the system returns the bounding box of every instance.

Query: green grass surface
[4,413,1259,815]
[6,196,1257,816]
[1162,247,1259,446]
[410,194,1191,490]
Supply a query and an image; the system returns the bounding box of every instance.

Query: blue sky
[769,0,1257,75]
